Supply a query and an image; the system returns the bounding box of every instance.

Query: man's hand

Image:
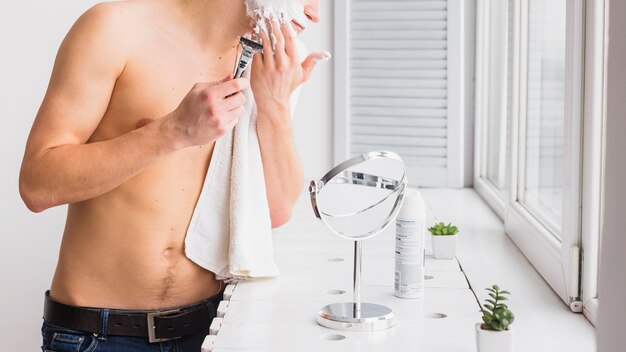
[163,78,250,148]
[250,19,326,114]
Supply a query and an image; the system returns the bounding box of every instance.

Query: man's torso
[50,1,240,310]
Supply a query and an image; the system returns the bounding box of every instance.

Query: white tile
[272,237,353,255]
[217,301,230,318]
[229,282,475,313]
[275,252,460,273]
[359,255,467,288]
[425,256,462,271]
[271,222,334,240]
[273,236,404,257]
[223,288,479,324]
[229,281,352,302]
[241,263,467,288]
[214,315,478,352]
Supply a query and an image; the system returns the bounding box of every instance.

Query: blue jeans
[41,320,208,351]
[41,288,222,352]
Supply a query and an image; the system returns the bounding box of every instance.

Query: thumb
[301,51,331,82]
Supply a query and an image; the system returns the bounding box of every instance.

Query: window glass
[523,0,566,236]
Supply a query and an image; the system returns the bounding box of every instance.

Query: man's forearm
[19,119,180,212]
[257,105,304,227]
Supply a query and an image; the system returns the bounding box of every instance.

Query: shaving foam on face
[244,0,308,38]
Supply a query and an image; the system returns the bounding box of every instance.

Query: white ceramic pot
[431,234,457,259]
[475,323,514,352]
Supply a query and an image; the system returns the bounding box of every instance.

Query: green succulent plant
[480,285,515,331]
[427,222,459,236]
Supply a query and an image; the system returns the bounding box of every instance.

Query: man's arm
[251,21,326,228]
[19,4,248,212]
[256,105,304,228]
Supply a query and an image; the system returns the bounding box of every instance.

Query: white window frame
[473,0,509,219]
[475,0,605,319]
[333,0,473,188]
[333,0,350,166]
[579,0,606,326]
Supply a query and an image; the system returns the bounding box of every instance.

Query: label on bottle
[395,219,425,298]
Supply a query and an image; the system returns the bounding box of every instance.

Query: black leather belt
[43,290,222,343]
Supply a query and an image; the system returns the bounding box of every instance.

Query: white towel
[184,40,308,280]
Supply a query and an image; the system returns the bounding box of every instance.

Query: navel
[162,247,174,259]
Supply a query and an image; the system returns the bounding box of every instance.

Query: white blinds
[347,0,452,186]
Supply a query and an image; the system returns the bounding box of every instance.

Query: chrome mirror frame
[308,151,408,331]
[309,151,408,240]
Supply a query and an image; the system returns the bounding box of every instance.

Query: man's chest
[91,44,239,141]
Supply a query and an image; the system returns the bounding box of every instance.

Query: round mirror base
[317,303,395,331]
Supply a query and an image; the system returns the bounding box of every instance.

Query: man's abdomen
[50,146,220,310]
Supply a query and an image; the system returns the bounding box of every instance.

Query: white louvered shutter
[338,0,467,187]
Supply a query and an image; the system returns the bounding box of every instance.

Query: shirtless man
[19,0,323,350]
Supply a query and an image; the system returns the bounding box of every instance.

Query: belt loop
[99,309,110,340]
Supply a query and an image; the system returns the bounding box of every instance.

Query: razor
[234,37,264,79]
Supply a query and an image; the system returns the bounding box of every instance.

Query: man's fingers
[270,19,285,52]
[281,22,297,60]
[252,50,264,71]
[222,92,246,111]
[301,52,331,82]
[301,55,319,83]
[217,78,250,97]
[270,19,286,66]
[227,106,245,118]
[259,25,274,65]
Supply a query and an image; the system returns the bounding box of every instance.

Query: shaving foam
[313,51,332,62]
[244,0,308,37]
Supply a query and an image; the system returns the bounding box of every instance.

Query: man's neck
[171,0,250,54]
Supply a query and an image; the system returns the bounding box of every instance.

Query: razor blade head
[240,37,264,53]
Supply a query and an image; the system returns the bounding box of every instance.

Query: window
[475,0,605,323]
[521,0,567,236]
[475,0,512,215]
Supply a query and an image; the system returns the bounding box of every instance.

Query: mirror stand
[310,151,406,332]
[317,241,395,331]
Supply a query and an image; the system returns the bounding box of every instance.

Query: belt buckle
[147,309,181,343]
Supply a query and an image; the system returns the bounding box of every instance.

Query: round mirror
[309,151,407,240]
[309,151,408,331]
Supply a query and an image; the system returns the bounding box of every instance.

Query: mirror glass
[311,152,407,240]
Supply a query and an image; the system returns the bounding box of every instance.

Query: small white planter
[431,234,457,259]
[476,323,514,352]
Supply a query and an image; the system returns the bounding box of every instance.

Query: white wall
[0,1,333,349]
[597,0,626,350]
[294,0,334,179]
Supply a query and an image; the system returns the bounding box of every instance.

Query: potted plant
[476,285,515,352]
[427,222,459,259]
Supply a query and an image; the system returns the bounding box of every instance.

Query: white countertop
[421,189,596,352]
[204,189,596,351]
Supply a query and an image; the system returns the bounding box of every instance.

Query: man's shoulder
[79,2,132,30]
[73,1,150,45]
[62,1,151,65]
